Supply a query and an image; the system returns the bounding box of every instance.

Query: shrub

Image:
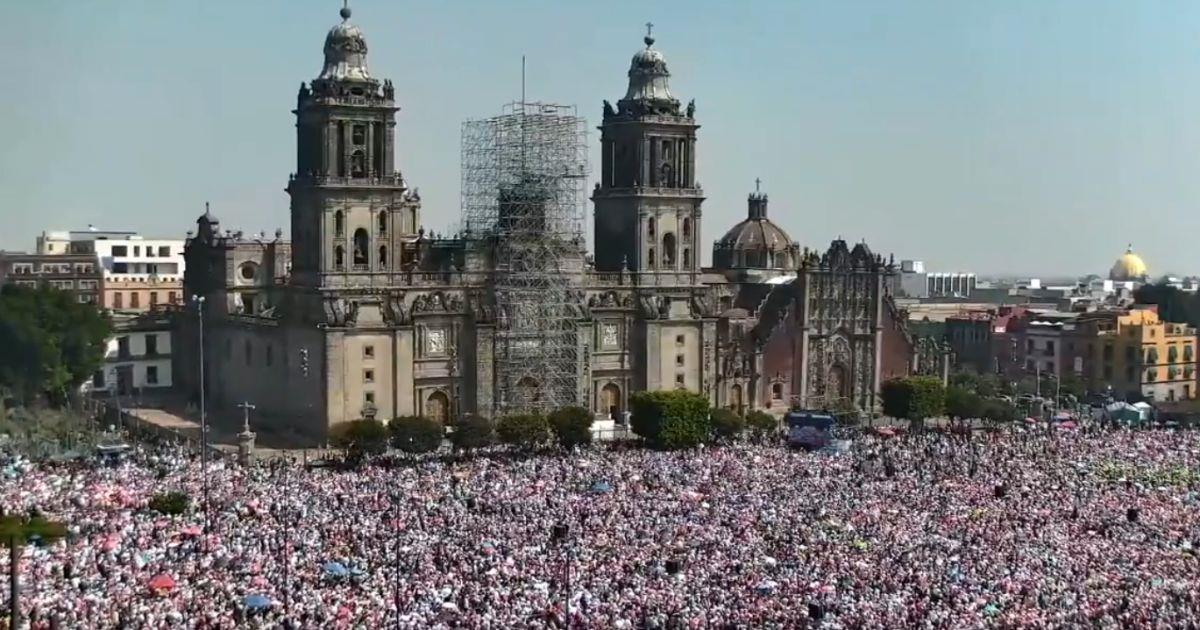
[388,415,444,454]
[330,419,389,456]
[746,410,777,436]
[945,386,983,421]
[982,398,1017,425]
[881,377,945,430]
[497,414,551,449]
[149,491,190,516]
[548,406,593,447]
[630,390,712,450]
[450,414,495,451]
[710,408,744,440]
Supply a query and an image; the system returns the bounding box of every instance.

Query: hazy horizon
[2,0,1197,278]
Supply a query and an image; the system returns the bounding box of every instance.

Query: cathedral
[175,7,914,441]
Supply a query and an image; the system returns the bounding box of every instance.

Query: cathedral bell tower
[287,4,420,287]
[593,26,704,282]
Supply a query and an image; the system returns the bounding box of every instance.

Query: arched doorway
[426,391,450,424]
[730,384,744,415]
[601,383,622,420]
[827,365,848,407]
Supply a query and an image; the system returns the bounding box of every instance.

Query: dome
[623,33,675,104]
[712,191,800,273]
[319,6,371,82]
[1109,245,1148,281]
[197,202,218,225]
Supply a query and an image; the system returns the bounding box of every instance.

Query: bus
[785,411,835,450]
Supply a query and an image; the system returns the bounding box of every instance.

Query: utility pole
[191,294,209,533]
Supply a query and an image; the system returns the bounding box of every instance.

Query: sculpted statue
[686,99,695,118]
[603,100,616,118]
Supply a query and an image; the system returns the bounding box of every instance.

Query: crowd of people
[2,426,1198,629]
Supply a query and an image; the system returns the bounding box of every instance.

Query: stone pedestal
[237,428,257,466]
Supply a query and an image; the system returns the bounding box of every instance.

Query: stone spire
[319,1,372,82]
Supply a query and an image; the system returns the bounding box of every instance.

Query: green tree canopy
[881,377,946,430]
[630,390,712,450]
[945,386,984,420]
[0,285,111,405]
[497,413,551,450]
[450,414,495,451]
[388,415,444,454]
[710,408,745,440]
[745,410,777,436]
[330,419,389,456]
[548,406,593,448]
[982,398,1018,425]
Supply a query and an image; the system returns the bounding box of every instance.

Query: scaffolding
[461,102,588,416]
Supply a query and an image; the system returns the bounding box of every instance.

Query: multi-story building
[174,8,915,441]
[89,312,174,397]
[0,252,102,304]
[1073,308,1197,402]
[36,229,186,311]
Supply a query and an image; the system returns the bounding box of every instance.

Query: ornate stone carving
[383,292,409,326]
[324,297,358,327]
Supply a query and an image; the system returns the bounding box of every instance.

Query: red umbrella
[148,573,176,593]
[179,525,202,537]
[876,427,897,437]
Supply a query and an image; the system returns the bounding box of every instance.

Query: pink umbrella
[179,525,202,537]
[101,535,120,551]
[148,573,176,594]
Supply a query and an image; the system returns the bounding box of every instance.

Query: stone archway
[827,364,848,407]
[731,384,744,415]
[426,391,450,424]
[601,383,622,420]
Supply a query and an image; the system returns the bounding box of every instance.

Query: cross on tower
[755,177,762,194]
[646,22,654,38]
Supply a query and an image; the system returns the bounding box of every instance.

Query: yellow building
[1076,308,1196,401]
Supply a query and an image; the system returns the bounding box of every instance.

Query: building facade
[90,313,174,397]
[175,9,913,441]
[0,252,102,304]
[1072,308,1197,402]
[34,229,185,312]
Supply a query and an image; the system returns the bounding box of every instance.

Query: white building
[89,313,174,396]
[38,229,186,282]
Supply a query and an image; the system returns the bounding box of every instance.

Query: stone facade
[175,10,913,441]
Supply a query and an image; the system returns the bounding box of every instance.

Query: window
[1147,348,1159,364]
[1045,340,1055,354]
[150,291,158,307]
[363,345,375,359]
[118,336,130,359]
[675,334,685,346]
[130,292,140,308]
[240,264,256,281]
[352,125,366,145]
[145,365,159,385]
[675,354,685,367]
[682,248,691,268]
[647,247,656,268]
[772,383,783,400]
[351,150,366,177]
[682,217,691,239]
[158,246,170,257]
[1169,346,1179,362]
[335,246,345,271]
[662,233,677,266]
[145,334,158,356]
[133,246,140,257]
[1186,345,1195,361]
[364,369,375,383]
[112,245,128,257]
[365,391,375,404]
[1147,368,1158,382]
[1186,384,1192,399]
[647,217,656,237]
[112,262,128,273]
[378,245,387,267]
[334,211,345,236]
[92,370,105,388]
[675,373,685,388]
[242,294,256,315]
[353,228,369,269]
[378,211,388,234]
[168,291,177,304]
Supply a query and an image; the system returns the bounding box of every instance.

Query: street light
[191,294,210,533]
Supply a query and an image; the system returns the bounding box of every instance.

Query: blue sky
[3,0,1199,276]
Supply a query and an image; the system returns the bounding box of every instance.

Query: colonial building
[176,8,913,441]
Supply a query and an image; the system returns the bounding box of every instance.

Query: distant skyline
[2,0,1198,277]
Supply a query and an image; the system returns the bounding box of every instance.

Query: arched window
[601,383,622,419]
[647,247,656,268]
[334,246,345,271]
[772,383,783,400]
[647,217,656,238]
[662,233,677,267]
[426,391,450,424]
[682,248,691,268]
[378,245,387,267]
[351,150,366,178]
[377,211,388,234]
[681,217,691,240]
[334,210,344,236]
[352,228,369,269]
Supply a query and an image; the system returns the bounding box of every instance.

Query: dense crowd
[2,427,1199,629]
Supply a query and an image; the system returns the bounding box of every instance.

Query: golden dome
[1109,245,1148,281]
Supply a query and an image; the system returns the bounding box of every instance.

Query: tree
[148,491,190,516]
[945,387,983,422]
[497,414,551,450]
[981,398,1017,427]
[2,513,67,630]
[450,414,495,451]
[0,285,111,406]
[548,406,593,448]
[630,390,712,450]
[330,419,389,457]
[388,415,444,454]
[881,377,945,431]
[710,408,745,440]
[745,410,778,437]
[831,397,863,427]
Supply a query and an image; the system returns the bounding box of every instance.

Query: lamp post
[191,294,210,533]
